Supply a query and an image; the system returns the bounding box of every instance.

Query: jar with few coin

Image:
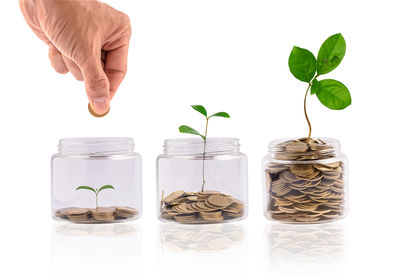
[262,138,348,224]
[51,138,142,223]
[157,138,248,224]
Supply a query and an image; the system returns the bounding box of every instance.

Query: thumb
[81,59,110,115]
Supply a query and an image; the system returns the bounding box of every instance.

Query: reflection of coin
[88,103,110,118]
[160,224,243,252]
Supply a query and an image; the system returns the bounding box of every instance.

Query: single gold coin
[67,208,90,216]
[91,207,115,221]
[163,190,185,203]
[88,103,110,118]
[115,206,139,216]
[285,142,309,153]
[207,195,233,208]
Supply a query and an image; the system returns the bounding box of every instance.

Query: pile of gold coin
[55,206,139,222]
[160,190,245,223]
[265,138,346,223]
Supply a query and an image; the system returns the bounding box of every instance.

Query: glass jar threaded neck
[164,138,240,156]
[58,137,135,156]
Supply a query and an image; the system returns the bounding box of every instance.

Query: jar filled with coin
[262,138,348,224]
[52,137,142,223]
[157,138,248,224]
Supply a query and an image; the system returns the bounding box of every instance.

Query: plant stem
[304,84,312,145]
[96,192,98,209]
[201,117,209,192]
[304,75,318,145]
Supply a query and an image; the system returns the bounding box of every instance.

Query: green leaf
[210,112,230,118]
[98,185,115,193]
[317,33,346,75]
[191,105,207,117]
[76,186,96,193]
[310,79,320,95]
[289,46,317,82]
[179,125,205,140]
[316,79,351,110]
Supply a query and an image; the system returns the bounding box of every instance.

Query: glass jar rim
[58,137,135,156]
[163,137,240,156]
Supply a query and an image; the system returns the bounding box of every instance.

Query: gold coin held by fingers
[88,103,110,118]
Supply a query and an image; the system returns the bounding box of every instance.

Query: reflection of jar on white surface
[160,223,245,252]
[51,138,142,223]
[157,138,248,224]
[52,224,142,273]
[265,223,345,272]
[262,138,348,224]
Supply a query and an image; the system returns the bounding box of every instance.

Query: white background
[0,0,398,273]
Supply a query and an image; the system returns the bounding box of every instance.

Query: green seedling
[76,185,115,209]
[288,33,352,144]
[179,105,230,192]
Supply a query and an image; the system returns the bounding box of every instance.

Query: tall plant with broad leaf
[179,105,230,192]
[76,185,115,209]
[288,33,352,144]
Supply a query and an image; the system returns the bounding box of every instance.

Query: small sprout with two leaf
[76,184,115,209]
[179,105,230,192]
[288,33,352,144]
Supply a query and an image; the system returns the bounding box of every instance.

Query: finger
[48,45,68,74]
[104,44,129,100]
[62,55,84,81]
[101,51,106,69]
[81,56,110,115]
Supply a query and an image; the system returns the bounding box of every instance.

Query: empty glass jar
[52,137,142,223]
[262,137,348,224]
[157,138,248,224]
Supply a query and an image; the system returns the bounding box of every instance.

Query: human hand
[20,0,132,115]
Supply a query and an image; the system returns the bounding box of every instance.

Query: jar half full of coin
[262,138,348,224]
[157,138,248,224]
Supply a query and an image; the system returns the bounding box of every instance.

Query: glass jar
[157,138,248,224]
[262,137,348,224]
[51,137,142,223]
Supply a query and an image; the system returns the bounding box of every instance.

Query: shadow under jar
[157,138,248,224]
[263,138,348,224]
[52,138,142,223]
